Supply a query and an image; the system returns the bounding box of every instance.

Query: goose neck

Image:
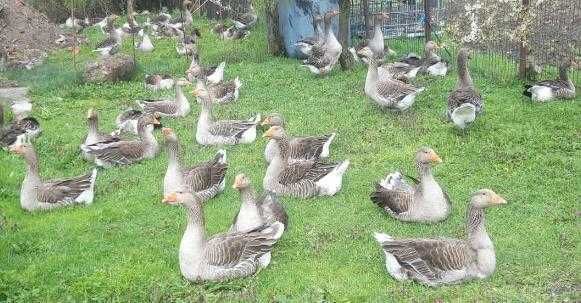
[183,203,206,245]
[466,204,491,248]
[559,66,569,81]
[166,140,181,166]
[457,57,473,88]
[239,186,257,206]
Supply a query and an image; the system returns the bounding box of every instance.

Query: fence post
[424,0,432,42]
[518,0,529,79]
[362,0,369,38]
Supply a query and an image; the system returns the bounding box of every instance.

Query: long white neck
[365,62,379,94]
[179,204,206,267]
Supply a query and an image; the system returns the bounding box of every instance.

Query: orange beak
[261,117,271,126]
[232,174,244,189]
[492,193,507,205]
[152,117,161,126]
[430,151,442,164]
[162,127,173,137]
[162,193,177,204]
[9,144,24,154]
[262,127,275,138]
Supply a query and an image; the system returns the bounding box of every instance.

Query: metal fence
[349,0,580,85]
[202,0,251,20]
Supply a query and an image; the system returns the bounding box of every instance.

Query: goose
[194,84,259,145]
[357,46,420,82]
[361,48,425,111]
[81,108,119,161]
[0,103,41,150]
[10,143,97,212]
[136,29,154,52]
[523,63,575,102]
[374,189,507,287]
[262,126,349,198]
[136,81,190,117]
[154,7,172,25]
[294,15,324,58]
[401,41,448,77]
[162,127,228,200]
[231,173,288,233]
[233,4,257,30]
[302,10,342,75]
[261,113,336,164]
[81,114,161,167]
[447,48,484,129]
[162,191,284,282]
[145,74,175,91]
[121,13,142,38]
[195,78,242,105]
[370,147,451,223]
[113,109,163,135]
[94,22,122,57]
[186,54,225,85]
[349,12,390,62]
[176,32,198,56]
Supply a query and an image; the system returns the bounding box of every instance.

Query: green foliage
[1,13,580,302]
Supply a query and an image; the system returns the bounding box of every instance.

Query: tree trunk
[339,0,354,70]
[266,0,284,56]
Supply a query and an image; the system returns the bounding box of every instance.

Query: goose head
[356,46,374,59]
[137,113,161,131]
[373,12,390,23]
[9,142,37,164]
[232,173,251,190]
[415,147,442,167]
[261,113,285,127]
[470,189,507,209]
[192,80,212,104]
[86,108,98,121]
[262,125,286,140]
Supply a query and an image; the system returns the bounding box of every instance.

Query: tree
[338,0,354,70]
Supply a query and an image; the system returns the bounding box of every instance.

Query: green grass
[1,15,580,302]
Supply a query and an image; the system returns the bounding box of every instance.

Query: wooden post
[339,0,354,70]
[424,0,432,42]
[362,0,369,39]
[518,0,529,79]
[266,0,284,56]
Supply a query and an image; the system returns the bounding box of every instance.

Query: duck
[294,15,324,58]
[230,173,288,233]
[0,103,41,150]
[93,22,122,57]
[81,114,161,167]
[9,143,97,212]
[194,84,260,145]
[136,81,190,117]
[370,147,451,223]
[261,113,336,164]
[113,109,163,135]
[262,126,349,198]
[162,191,284,282]
[349,12,390,62]
[186,54,225,85]
[302,10,342,75]
[523,62,575,102]
[361,48,425,111]
[81,108,119,161]
[136,29,154,52]
[373,189,507,287]
[162,128,227,199]
[447,48,484,129]
[145,74,175,91]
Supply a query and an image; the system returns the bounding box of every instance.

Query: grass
[1,13,580,302]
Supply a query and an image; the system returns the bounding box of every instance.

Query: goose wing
[183,156,227,192]
[370,182,413,214]
[380,239,474,281]
[139,99,178,115]
[277,160,315,184]
[447,87,483,113]
[534,79,569,90]
[83,140,146,165]
[376,78,418,100]
[38,171,95,203]
[289,134,333,160]
[208,120,254,138]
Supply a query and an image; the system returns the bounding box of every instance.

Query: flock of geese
[1,3,577,288]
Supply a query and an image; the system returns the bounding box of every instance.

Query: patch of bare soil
[0,0,62,69]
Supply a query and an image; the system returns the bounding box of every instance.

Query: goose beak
[192,88,200,97]
[87,108,96,119]
[162,193,178,204]
[153,118,161,125]
[262,128,274,138]
[492,193,507,205]
[430,152,442,164]
[261,117,271,126]
[9,144,24,154]
[162,127,173,137]
[232,174,243,189]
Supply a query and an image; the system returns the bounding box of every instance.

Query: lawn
[0,12,579,302]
